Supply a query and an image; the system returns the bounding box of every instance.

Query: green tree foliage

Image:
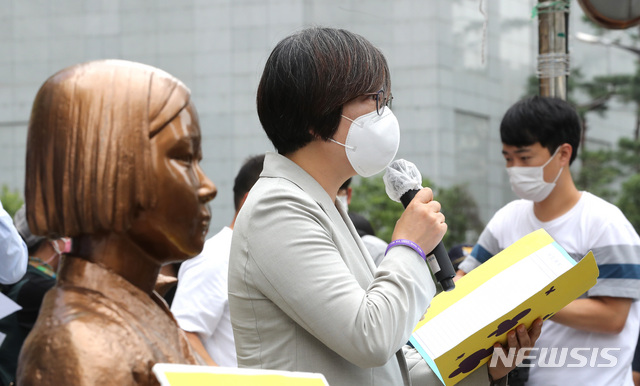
[437,185,484,248]
[573,137,640,235]
[348,176,484,247]
[617,174,640,233]
[348,176,406,243]
[590,70,640,140]
[0,185,24,218]
[614,138,640,234]
[573,148,620,202]
[616,137,640,173]
[574,137,640,201]
[574,19,640,140]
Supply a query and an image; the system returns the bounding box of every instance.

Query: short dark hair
[339,177,352,191]
[257,27,390,155]
[348,212,376,238]
[233,154,265,211]
[500,96,582,165]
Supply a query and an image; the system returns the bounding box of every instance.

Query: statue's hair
[25,60,190,237]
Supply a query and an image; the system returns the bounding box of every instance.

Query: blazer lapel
[260,153,376,285]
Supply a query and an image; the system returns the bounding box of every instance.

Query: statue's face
[128,102,216,263]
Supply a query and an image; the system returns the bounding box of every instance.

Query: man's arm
[551,296,632,334]
[184,331,218,366]
[454,269,466,281]
[456,239,498,281]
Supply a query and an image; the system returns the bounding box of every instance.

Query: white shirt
[171,227,236,367]
[362,234,388,266]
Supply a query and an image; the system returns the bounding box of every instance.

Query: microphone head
[383,159,423,202]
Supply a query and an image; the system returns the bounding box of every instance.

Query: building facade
[0,0,635,232]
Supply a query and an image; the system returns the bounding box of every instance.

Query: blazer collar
[261,152,336,214]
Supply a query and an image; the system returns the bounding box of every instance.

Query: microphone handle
[399,189,456,292]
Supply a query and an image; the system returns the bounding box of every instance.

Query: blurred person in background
[0,200,27,285]
[0,205,70,385]
[447,243,472,272]
[337,178,388,266]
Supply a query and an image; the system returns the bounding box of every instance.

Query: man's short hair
[500,96,582,165]
[348,212,376,238]
[339,178,352,192]
[233,154,265,211]
[257,27,390,155]
[25,60,190,237]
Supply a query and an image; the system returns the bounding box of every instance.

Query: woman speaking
[228,27,540,386]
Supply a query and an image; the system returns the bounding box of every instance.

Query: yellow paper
[410,229,599,386]
[152,364,330,386]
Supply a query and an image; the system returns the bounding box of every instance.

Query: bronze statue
[17,60,217,385]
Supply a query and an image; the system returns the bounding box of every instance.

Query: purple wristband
[385,239,426,261]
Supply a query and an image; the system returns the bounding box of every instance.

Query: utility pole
[537,0,570,99]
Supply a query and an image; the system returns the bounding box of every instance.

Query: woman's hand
[488,318,543,381]
[391,187,447,254]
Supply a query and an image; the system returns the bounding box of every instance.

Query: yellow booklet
[152,364,329,386]
[410,229,599,386]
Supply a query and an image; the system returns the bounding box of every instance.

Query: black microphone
[383,159,456,292]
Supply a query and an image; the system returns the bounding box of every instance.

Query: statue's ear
[578,0,640,29]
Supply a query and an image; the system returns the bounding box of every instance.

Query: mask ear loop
[49,239,67,263]
[51,240,63,255]
[41,240,62,265]
[541,146,561,168]
[329,115,360,150]
[341,115,356,124]
[543,147,564,183]
[329,138,356,150]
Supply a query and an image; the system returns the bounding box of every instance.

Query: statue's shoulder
[17,287,147,385]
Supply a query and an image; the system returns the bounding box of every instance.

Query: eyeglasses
[364,89,393,116]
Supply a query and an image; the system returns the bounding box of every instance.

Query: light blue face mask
[330,108,400,177]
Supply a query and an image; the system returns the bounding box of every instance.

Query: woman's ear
[308,127,322,140]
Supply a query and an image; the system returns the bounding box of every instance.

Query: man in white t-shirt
[456,96,640,386]
[171,154,264,367]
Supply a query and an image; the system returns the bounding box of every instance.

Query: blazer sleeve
[240,184,436,368]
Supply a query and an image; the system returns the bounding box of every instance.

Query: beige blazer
[228,152,492,386]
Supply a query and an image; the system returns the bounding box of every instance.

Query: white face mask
[336,194,349,211]
[330,108,400,177]
[506,147,563,202]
